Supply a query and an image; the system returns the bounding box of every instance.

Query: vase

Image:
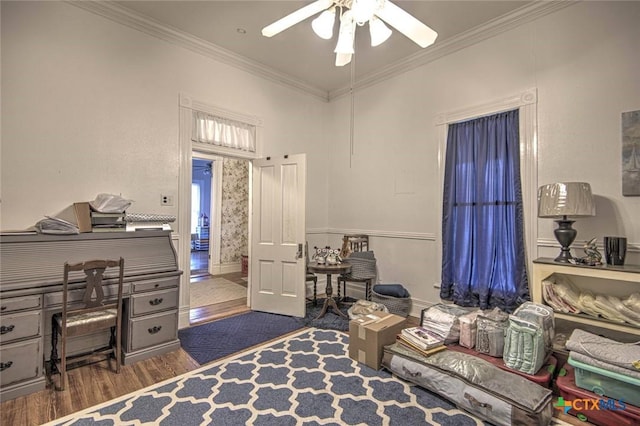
[604,236,627,266]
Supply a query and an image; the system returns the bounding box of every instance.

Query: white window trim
[435,88,538,284]
[180,93,263,160]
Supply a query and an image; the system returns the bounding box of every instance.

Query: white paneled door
[250,154,306,317]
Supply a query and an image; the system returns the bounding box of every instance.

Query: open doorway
[191,158,212,277]
[189,154,250,324]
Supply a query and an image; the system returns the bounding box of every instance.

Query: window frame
[435,89,538,286]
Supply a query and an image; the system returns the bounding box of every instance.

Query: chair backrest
[341,234,369,257]
[62,258,125,321]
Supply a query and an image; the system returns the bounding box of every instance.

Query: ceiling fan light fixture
[311,7,336,39]
[369,16,392,47]
[335,52,352,67]
[334,10,355,55]
[351,0,378,25]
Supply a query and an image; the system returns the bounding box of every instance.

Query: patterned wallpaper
[220,158,249,263]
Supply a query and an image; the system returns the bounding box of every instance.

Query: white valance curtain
[192,111,256,152]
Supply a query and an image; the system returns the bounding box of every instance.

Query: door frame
[192,153,223,276]
[178,93,262,328]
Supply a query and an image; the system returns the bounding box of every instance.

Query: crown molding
[328,0,576,100]
[70,0,574,103]
[67,0,330,102]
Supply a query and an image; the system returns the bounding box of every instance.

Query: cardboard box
[52,202,92,233]
[348,312,406,369]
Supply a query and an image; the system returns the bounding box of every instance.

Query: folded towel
[566,329,640,373]
[570,351,640,380]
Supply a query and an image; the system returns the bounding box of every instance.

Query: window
[440,109,529,312]
[192,111,256,153]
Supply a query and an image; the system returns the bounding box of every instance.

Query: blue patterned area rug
[295,298,352,332]
[45,329,485,426]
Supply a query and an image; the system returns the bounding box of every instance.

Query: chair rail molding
[307,228,436,241]
[537,238,639,253]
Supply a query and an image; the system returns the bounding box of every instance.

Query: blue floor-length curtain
[440,109,529,312]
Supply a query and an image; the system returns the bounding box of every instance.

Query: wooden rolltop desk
[0,231,182,401]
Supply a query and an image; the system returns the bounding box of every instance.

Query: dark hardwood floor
[0,347,201,426]
[0,267,251,426]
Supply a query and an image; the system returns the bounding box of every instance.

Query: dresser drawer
[131,277,179,293]
[128,310,177,352]
[0,295,42,314]
[130,288,178,317]
[0,338,42,387]
[0,310,41,344]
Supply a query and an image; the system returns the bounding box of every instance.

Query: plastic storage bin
[568,355,640,407]
[556,364,640,426]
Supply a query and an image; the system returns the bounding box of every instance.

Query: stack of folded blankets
[420,303,473,344]
[565,329,640,407]
[543,275,640,326]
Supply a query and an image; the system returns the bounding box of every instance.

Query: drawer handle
[149,298,164,306]
[0,306,6,311]
[0,361,13,371]
[154,284,160,288]
[148,325,162,334]
[0,325,15,335]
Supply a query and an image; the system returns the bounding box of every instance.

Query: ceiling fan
[262,0,438,66]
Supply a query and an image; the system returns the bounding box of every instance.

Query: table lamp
[538,182,595,263]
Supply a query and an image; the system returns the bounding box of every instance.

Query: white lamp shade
[311,8,336,40]
[538,182,595,218]
[369,16,392,46]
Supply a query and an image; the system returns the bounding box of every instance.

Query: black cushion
[373,284,410,298]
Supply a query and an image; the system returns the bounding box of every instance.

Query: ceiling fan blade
[375,0,437,48]
[262,0,335,38]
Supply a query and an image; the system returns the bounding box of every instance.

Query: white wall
[0,1,330,232]
[1,1,332,327]
[326,1,640,314]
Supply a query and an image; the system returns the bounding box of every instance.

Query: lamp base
[554,249,574,263]
[553,218,577,263]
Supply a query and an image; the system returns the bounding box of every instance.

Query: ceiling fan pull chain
[349,58,355,168]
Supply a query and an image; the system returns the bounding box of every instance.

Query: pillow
[373,284,410,298]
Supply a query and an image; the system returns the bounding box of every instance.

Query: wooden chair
[305,243,318,305]
[50,258,125,391]
[338,235,375,301]
[339,234,369,258]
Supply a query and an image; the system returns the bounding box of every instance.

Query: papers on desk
[34,216,79,234]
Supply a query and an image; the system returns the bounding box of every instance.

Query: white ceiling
[114,1,533,96]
